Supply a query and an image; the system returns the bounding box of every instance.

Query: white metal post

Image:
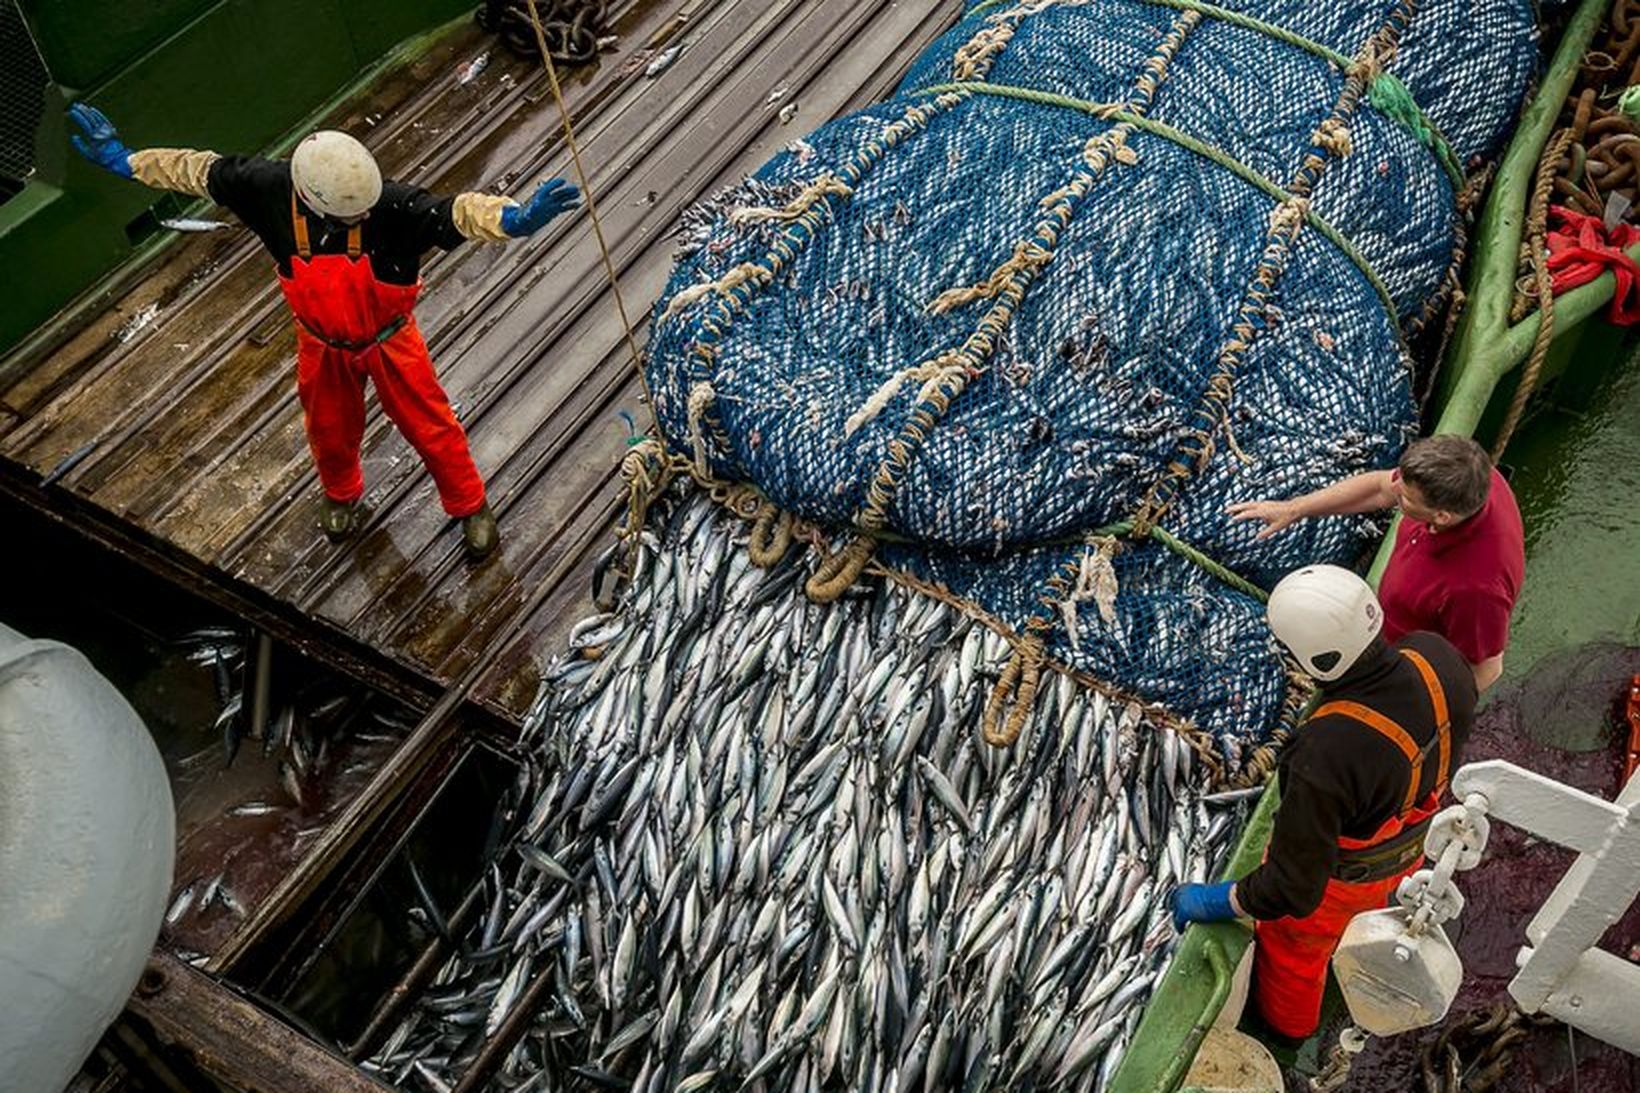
[1450,760,1640,1054]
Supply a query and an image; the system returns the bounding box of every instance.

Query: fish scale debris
[365,486,1240,1090]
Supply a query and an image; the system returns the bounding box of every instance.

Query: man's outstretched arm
[68,102,220,197]
[1227,469,1399,540]
[450,178,581,242]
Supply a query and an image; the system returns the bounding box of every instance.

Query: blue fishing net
[644,0,1537,759]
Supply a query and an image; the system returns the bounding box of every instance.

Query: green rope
[1149,526,1267,602]
[1089,520,1269,602]
[959,0,1462,190]
[1134,0,1350,67]
[862,515,1267,602]
[1367,72,1464,186]
[1620,85,1640,125]
[917,80,1401,323]
[967,0,1345,64]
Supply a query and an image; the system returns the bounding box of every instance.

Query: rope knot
[927,241,1053,314]
[1346,39,1386,86]
[685,382,718,478]
[842,350,973,437]
[661,262,772,322]
[729,173,854,225]
[1059,536,1120,655]
[746,500,795,567]
[616,435,676,579]
[951,19,1017,81]
[805,535,876,602]
[1314,117,1353,157]
[1367,72,1463,183]
[1267,198,1309,241]
[982,632,1046,748]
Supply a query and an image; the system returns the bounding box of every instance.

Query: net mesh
[644,0,1537,757]
[0,0,50,201]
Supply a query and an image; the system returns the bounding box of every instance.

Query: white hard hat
[1266,564,1383,682]
[290,130,381,219]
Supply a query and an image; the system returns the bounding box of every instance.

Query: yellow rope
[729,173,854,225]
[927,241,1054,314]
[1491,128,1572,461]
[660,262,772,321]
[522,0,649,407]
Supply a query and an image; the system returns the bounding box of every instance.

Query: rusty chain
[1511,0,1640,320]
[477,0,610,63]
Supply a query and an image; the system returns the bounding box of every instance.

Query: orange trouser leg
[1253,871,1404,1039]
[295,336,368,505]
[369,324,486,518]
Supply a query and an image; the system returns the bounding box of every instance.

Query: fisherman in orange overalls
[1171,565,1478,1044]
[68,103,579,560]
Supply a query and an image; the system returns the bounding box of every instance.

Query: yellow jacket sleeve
[451,191,518,243]
[128,148,221,198]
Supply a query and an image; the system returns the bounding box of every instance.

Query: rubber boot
[320,497,360,543]
[463,502,499,560]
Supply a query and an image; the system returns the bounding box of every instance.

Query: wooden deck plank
[125,953,395,1092]
[0,0,964,725]
[328,0,898,655]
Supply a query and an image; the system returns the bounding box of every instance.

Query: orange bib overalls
[1253,647,1454,1040]
[276,195,485,518]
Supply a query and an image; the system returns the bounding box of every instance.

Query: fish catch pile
[365,488,1248,1091]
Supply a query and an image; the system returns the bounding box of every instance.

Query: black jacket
[1235,632,1478,920]
[206,155,465,284]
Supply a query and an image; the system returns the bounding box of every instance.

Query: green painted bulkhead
[0,0,472,354]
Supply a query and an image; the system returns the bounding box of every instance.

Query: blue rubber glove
[67,102,134,179]
[499,178,581,237]
[1171,881,1238,932]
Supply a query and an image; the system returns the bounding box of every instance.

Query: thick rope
[684,382,718,479]
[1079,518,1270,602]
[843,351,970,437]
[746,501,794,567]
[617,438,675,546]
[804,535,877,602]
[982,632,1046,746]
[928,240,1054,313]
[916,81,1402,322]
[728,173,854,225]
[522,1,649,404]
[661,262,772,322]
[1059,535,1120,654]
[962,0,1460,182]
[1491,127,1573,460]
[1368,72,1465,186]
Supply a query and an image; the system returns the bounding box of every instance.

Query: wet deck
[0,0,964,724]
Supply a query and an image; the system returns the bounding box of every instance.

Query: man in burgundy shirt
[1229,435,1524,690]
